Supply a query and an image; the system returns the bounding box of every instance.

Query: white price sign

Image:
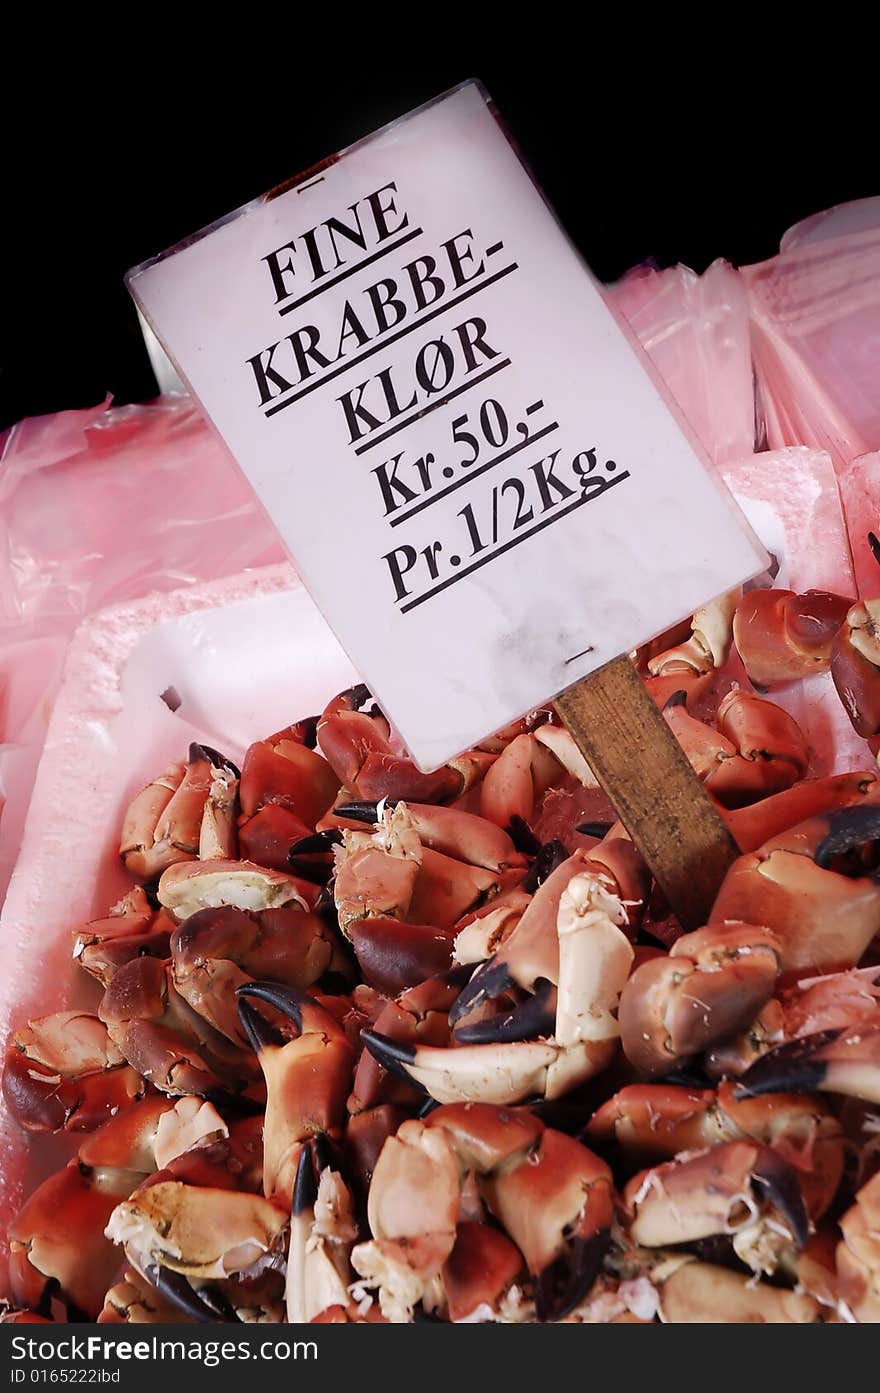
[129,81,766,771]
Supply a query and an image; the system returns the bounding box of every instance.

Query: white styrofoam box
[0,565,357,1268]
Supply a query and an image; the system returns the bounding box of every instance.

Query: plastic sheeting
[744,198,880,470]
[0,397,284,898]
[720,447,865,776]
[608,258,756,465]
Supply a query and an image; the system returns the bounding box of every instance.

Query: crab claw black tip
[869,531,880,567]
[344,683,372,711]
[333,800,383,824]
[814,805,880,869]
[751,1149,810,1248]
[574,821,613,839]
[312,1132,337,1174]
[145,1265,241,1324]
[297,716,320,750]
[360,1030,427,1092]
[236,981,308,1032]
[453,978,557,1045]
[734,1031,840,1099]
[187,743,241,779]
[522,840,570,893]
[534,1229,610,1322]
[235,997,286,1054]
[662,689,688,710]
[508,815,542,856]
[447,959,517,1027]
[292,1142,319,1216]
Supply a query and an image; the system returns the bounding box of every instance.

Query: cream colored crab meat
[157,859,309,919]
[105,1182,287,1280]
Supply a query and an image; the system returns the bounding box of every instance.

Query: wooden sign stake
[555,657,739,931]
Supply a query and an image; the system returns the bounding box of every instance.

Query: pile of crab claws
[533,1229,610,1323]
[143,1264,241,1325]
[452,978,557,1045]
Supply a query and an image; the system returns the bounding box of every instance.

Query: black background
[1,66,873,432]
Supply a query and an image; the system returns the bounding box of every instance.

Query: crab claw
[121,748,239,882]
[144,1264,241,1324]
[624,1141,808,1273]
[618,923,783,1075]
[348,969,468,1116]
[236,983,355,1201]
[484,1128,613,1321]
[9,1162,136,1319]
[240,723,340,827]
[2,1012,144,1134]
[733,587,852,687]
[722,772,878,854]
[358,1031,431,1094]
[346,917,456,996]
[710,802,880,974]
[359,1030,608,1107]
[836,1170,880,1323]
[448,958,519,1028]
[449,852,589,1025]
[318,686,483,804]
[442,1222,525,1323]
[333,800,525,872]
[286,1139,358,1322]
[171,904,341,1044]
[99,957,256,1098]
[478,731,569,832]
[453,978,557,1044]
[352,1103,608,1323]
[736,1026,880,1104]
[105,1182,288,1281]
[644,591,738,706]
[831,600,880,737]
[158,859,313,920]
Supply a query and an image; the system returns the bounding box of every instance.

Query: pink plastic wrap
[744,200,880,470]
[720,447,866,775]
[609,258,756,465]
[0,397,284,900]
